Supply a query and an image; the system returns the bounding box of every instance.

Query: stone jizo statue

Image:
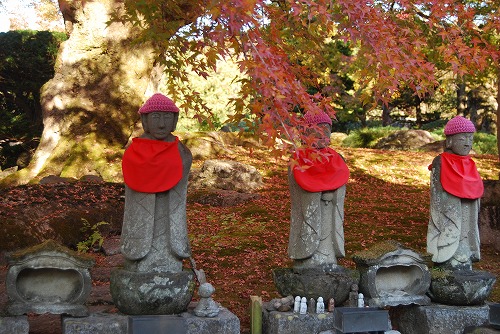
[288,111,349,270]
[427,116,483,271]
[111,94,195,315]
[120,93,193,273]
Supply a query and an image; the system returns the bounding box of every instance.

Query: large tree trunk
[381,103,391,126]
[497,69,500,165]
[3,0,157,185]
[457,80,468,116]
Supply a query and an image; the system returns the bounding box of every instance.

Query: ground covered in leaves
[0,143,499,333]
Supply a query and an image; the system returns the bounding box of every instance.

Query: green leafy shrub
[341,126,398,148]
[473,132,498,155]
[77,219,109,253]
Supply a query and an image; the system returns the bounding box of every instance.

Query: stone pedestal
[62,305,240,334]
[0,316,29,334]
[272,266,358,306]
[110,269,195,315]
[5,240,94,316]
[262,308,335,334]
[428,270,496,305]
[353,241,431,308]
[390,304,490,334]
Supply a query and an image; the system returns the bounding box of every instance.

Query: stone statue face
[446,132,474,156]
[305,123,332,148]
[141,112,178,141]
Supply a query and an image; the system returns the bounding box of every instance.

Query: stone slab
[62,313,128,334]
[129,315,187,333]
[62,305,240,334]
[262,309,335,334]
[181,306,240,334]
[0,316,29,334]
[333,307,389,333]
[390,304,489,334]
[491,303,500,329]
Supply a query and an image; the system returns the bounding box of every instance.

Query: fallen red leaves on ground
[0,147,498,334]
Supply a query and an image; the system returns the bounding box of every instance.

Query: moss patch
[8,239,94,264]
[353,240,401,261]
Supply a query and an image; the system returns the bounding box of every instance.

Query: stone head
[138,93,179,141]
[444,116,475,156]
[302,111,332,149]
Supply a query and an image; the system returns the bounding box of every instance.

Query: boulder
[374,130,435,151]
[190,160,263,193]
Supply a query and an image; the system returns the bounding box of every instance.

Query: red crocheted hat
[444,116,475,136]
[303,111,332,126]
[138,93,179,114]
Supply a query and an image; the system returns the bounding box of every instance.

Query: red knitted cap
[138,93,179,114]
[304,111,332,126]
[444,116,475,136]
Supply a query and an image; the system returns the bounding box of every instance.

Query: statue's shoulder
[431,155,442,169]
[177,140,193,161]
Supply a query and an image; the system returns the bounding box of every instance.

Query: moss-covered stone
[352,240,401,262]
[7,239,94,265]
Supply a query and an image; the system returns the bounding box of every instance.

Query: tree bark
[497,69,500,165]
[456,80,467,117]
[415,102,422,128]
[382,103,391,126]
[3,0,158,185]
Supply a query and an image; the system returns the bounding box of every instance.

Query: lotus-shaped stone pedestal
[428,269,496,306]
[110,269,195,315]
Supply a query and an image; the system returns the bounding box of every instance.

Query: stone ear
[141,114,148,132]
[173,113,179,131]
[445,136,452,149]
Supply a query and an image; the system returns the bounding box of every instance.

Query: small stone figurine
[357,293,365,308]
[293,296,301,313]
[308,298,316,313]
[316,297,325,314]
[328,298,335,312]
[270,295,294,312]
[299,297,307,314]
[193,282,219,317]
[348,284,359,307]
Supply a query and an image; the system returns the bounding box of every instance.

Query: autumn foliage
[118,0,500,150]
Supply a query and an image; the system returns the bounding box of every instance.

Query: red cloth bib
[122,137,183,193]
[439,152,483,199]
[292,147,349,192]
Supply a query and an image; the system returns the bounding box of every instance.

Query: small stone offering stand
[352,240,431,308]
[0,240,94,334]
[5,239,94,317]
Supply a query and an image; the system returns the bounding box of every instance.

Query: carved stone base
[5,240,94,317]
[272,266,359,305]
[110,269,195,315]
[428,269,496,306]
[390,304,490,334]
[353,240,432,308]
